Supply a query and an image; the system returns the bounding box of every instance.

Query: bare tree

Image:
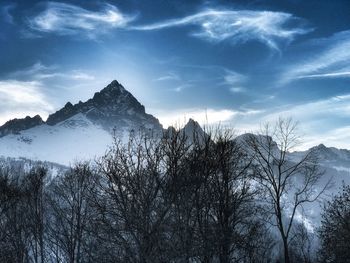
[246,118,329,263]
[188,128,270,263]
[0,165,31,263]
[25,166,48,263]
[46,162,96,263]
[97,134,174,263]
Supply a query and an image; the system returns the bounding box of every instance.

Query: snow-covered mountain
[291,143,350,173]
[0,78,349,185]
[0,80,163,165]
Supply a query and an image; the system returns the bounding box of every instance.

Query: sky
[0,0,350,149]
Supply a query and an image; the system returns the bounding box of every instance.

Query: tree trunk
[282,236,290,263]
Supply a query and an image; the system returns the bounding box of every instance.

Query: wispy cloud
[172,84,192,93]
[296,71,350,79]
[0,80,54,124]
[154,72,180,81]
[280,30,350,84]
[221,70,247,93]
[133,9,310,50]
[28,2,135,37]
[9,62,95,81]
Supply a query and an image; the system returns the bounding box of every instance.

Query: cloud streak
[28,2,135,37]
[9,62,95,81]
[280,30,350,84]
[133,9,310,50]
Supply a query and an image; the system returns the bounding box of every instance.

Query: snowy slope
[0,113,114,165]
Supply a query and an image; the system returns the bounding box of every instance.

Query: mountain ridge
[0,80,162,137]
[0,80,349,166]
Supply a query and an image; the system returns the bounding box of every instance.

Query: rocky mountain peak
[87,80,145,114]
[183,118,202,134]
[0,115,44,137]
[45,80,162,131]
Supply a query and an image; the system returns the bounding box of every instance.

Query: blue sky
[0,0,350,149]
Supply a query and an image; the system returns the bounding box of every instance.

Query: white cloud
[154,72,180,81]
[0,80,54,124]
[172,84,192,93]
[29,2,135,37]
[297,71,350,79]
[154,108,237,128]
[133,9,310,50]
[230,87,246,93]
[223,70,246,84]
[280,30,350,84]
[221,70,247,93]
[152,107,263,128]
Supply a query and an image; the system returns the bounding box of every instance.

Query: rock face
[46,80,162,132]
[0,115,44,137]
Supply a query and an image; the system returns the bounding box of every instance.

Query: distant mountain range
[0,79,349,231]
[0,79,350,178]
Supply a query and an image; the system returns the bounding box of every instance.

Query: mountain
[0,80,163,165]
[46,80,161,132]
[0,115,44,137]
[290,143,350,173]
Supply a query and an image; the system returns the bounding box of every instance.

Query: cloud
[153,107,263,128]
[155,108,237,127]
[133,9,311,50]
[230,87,246,93]
[28,2,135,37]
[9,62,95,81]
[296,71,350,79]
[221,70,247,93]
[0,80,54,124]
[172,84,192,93]
[154,72,180,81]
[280,30,350,84]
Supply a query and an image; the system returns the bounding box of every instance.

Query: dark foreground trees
[0,121,332,262]
[318,184,350,263]
[94,128,272,262]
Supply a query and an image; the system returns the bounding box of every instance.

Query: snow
[0,113,114,166]
[332,166,350,172]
